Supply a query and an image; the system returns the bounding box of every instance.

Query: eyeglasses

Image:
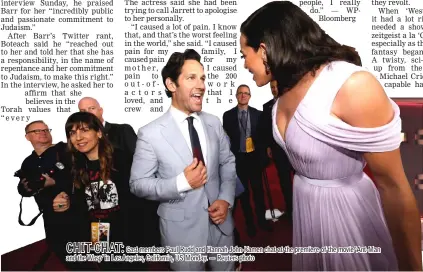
[26,129,52,135]
[237,92,251,96]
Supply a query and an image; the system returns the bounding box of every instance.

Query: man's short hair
[25,120,46,134]
[237,84,250,93]
[161,49,202,98]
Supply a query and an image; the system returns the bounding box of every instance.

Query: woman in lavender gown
[239,1,421,270]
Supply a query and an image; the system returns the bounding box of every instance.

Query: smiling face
[167,59,206,115]
[240,34,272,87]
[25,122,52,147]
[69,123,102,160]
[236,85,251,106]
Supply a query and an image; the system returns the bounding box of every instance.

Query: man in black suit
[259,80,293,218]
[223,85,270,237]
[78,97,161,250]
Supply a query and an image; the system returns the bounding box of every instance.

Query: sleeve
[176,172,192,193]
[129,128,186,201]
[222,111,229,135]
[17,159,35,197]
[112,148,132,208]
[294,99,402,153]
[123,124,137,157]
[257,107,272,147]
[263,107,274,148]
[55,143,74,195]
[255,110,270,168]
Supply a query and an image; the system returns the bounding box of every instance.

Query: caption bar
[65,243,382,263]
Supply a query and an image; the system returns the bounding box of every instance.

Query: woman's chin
[254,77,269,87]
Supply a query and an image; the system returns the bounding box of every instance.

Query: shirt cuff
[176,172,192,193]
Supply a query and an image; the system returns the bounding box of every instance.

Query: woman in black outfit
[55,112,143,270]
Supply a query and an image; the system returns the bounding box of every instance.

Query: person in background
[78,97,137,160]
[78,97,160,248]
[240,1,421,270]
[259,80,293,219]
[17,121,76,269]
[223,84,272,238]
[55,112,146,270]
[224,132,245,271]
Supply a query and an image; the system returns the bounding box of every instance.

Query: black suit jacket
[104,122,137,161]
[223,106,262,155]
[261,99,275,151]
[259,98,291,169]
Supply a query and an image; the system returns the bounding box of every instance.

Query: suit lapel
[249,107,257,134]
[198,113,215,200]
[160,111,192,166]
[198,113,213,168]
[104,121,111,135]
[232,107,240,141]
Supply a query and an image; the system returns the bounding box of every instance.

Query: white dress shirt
[169,106,208,193]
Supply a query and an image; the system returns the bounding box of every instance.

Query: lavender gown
[272,61,401,270]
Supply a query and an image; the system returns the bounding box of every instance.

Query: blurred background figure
[223,84,272,237]
[259,80,293,219]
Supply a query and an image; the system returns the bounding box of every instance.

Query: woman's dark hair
[65,111,114,189]
[240,1,361,95]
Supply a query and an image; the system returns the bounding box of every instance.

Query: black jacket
[17,142,73,215]
[104,122,137,162]
[260,99,276,151]
[259,99,291,169]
